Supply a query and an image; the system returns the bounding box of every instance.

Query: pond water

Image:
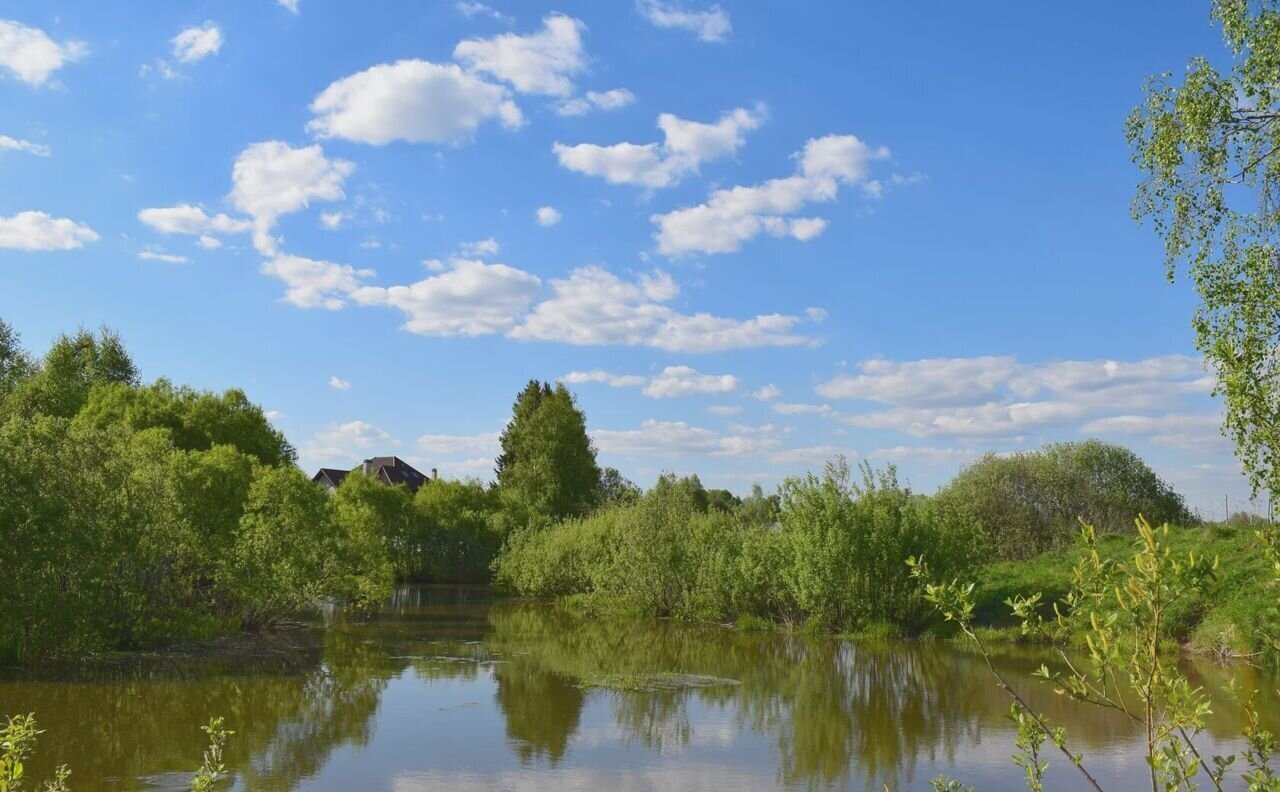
[1,586,1276,791]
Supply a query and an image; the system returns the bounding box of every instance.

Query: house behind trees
[312,456,436,493]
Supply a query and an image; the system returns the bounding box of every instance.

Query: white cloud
[456,2,513,24]
[458,237,500,257]
[753,384,781,401]
[636,0,731,42]
[770,445,853,465]
[822,353,1217,443]
[261,253,374,309]
[329,375,351,390]
[653,133,889,255]
[0,19,87,86]
[0,134,49,156]
[0,210,98,251]
[137,250,189,264]
[817,356,1018,406]
[171,22,222,64]
[594,419,782,457]
[562,369,647,388]
[278,0,300,14]
[352,257,541,336]
[319,211,345,230]
[308,59,522,146]
[509,266,818,352]
[453,14,586,97]
[417,430,500,456]
[229,141,354,254]
[643,365,738,398]
[771,402,831,416]
[301,420,397,464]
[867,446,977,464]
[708,404,742,416]
[1081,413,1227,451]
[556,87,635,117]
[137,204,252,238]
[553,105,764,188]
[197,235,221,249]
[535,206,562,226]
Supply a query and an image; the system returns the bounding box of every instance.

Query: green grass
[970,523,1278,657]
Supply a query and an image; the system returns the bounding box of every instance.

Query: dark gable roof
[312,456,431,493]
[312,468,349,488]
[361,456,430,493]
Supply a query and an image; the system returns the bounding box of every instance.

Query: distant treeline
[0,317,1203,661]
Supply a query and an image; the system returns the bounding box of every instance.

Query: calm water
[1,586,1276,791]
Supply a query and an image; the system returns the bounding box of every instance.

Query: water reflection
[0,586,1274,791]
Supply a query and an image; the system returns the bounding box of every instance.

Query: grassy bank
[970,521,1279,658]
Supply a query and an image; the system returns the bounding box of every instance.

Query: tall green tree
[1129,0,1280,496]
[5,326,139,418]
[0,319,33,400]
[496,380,601,520]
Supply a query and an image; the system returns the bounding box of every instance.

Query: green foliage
[497,458,981,632]
[496,380,601,520]
[913,516,1280,791]
[0,319,391,660]
[1129,0,1280,498]
[73,379,296,466]
[410,477,508,581]
[0,714,68,792]
[938,440,1189,559]
[189,717,233,792]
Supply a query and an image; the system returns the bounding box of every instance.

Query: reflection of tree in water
[4,591,1275,791]
[480,602,1280,791]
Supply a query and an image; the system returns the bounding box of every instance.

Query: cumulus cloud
[0,210,98,251]
[137,250,189,264]
[308,60,522,146]
[301,420,397,464]
[278,0,300,13]
[329,375,351,390]
[453,14,585,97]
[822,353,1215,442]
[509,266,818,352]
[556,87,635,117]
[458,237,500,257]
[817,356,1019,406]
[536,205,562,226]
[753,384,781,400]
[594,419,782,457]
[643,365,738,398]
[554,105,765,188]
[562,370,647,388]
[636,0,731,42]
[418,430,501,456]
[171,22,222,63]
[456,1,513,24]
[0,19,87,86]
[137,204,252,242]
[261,253,374,309]
[229,141,354,254]
[1081,413,1227,452]
[0,134,49,156]
[352,257,541,336]
[652,133,889,255]
[771,401,832,416]
[770,445,854,465]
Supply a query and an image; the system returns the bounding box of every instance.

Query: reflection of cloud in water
[390,765,780,792]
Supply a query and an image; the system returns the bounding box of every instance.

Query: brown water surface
[1,585,1275,791]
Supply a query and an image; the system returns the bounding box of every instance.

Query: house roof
[312,456,432,493]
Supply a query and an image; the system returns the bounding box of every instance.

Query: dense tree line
[495,444,1194,633]
[0,320,392,661]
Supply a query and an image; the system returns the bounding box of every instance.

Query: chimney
[362,459,373,476]
[431,467,438,481]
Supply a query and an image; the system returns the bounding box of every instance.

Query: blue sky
[0,1,1260,516]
